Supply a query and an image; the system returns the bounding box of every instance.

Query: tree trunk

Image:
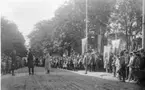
[126,30,129,51]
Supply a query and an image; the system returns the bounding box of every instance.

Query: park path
[1,67,145,90]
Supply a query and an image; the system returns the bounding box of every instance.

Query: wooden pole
[85,0,88,74]
[142,0,145,50]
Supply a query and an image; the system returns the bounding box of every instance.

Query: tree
[1,17,27,57]
[29,0,115,56]
[53,0,115,54]
[28,20,55,57]
[108,0,142,51]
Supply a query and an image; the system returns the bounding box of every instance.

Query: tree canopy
[108,0,143,50]
[28,0,116,56]
[1,17,27,57]
[28,0,143,56]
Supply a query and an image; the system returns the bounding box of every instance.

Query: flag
[98,35,102,53]
[103,45,111,69]
[82,38,87,54]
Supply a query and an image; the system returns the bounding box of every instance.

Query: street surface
[1,67,145,90]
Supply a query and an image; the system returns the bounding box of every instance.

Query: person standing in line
[115,55,120,78]
[43,58,46,67]
[35,58,39,67]
[119,51,126,82]
[140,49,145,70]
[137,49,145,83]
[6,58,9,74]
[73,55,77,71]
[83,50,91,74]
[112,54,116,77]
[109,53,113,73]
[124,51,130,80]
[132,52,140,82]
[126,52,135,82]
[27,49,34,75]
[83,52,88,74]
[104,52,109,73]
[8,57,12,73]
[11,49,17,76]
[44,51,51,74]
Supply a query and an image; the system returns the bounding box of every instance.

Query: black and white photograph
[1,0,145,90]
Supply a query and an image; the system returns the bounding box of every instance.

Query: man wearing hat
[27,48,34,75]
[83,50,92,74]
[126,51,137,82]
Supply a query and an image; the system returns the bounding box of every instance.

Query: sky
[1,0,67,46]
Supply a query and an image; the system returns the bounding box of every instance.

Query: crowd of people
[49,51,104,72]
[1,52,27,75]
[104,49,145,84]
[51,54,85,70]
[47,48,145,84]
[1,48,145,84]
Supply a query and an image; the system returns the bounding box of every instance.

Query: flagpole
[85,0,88,74]
[142,0,145,50]
[86,0,88,51]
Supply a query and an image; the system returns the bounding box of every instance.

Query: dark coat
[11,52,16,70]
[140,56,145,70]
[27,52,34,68]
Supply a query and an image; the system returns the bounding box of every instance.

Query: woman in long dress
[45,52,51,74]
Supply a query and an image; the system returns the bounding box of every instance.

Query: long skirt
[45,60,51,71]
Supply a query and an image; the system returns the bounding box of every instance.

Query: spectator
[112,55,116,77]
[134,49,145,84]
[126,52,135,82]
[115,54,120,78]
[118,51,126,82]
[44,51,51,74]
[124,51,130,80]
[139,49,145,70]
[35,58,39,66]
[11,49,17,76]
[109,53,113,73]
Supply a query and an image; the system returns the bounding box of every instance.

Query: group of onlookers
[49,51,104,72]
[107,49,145,83]
[51,55,85,70]
[83,50,104,72]
[2,47,145,84]
[1,52,27,75]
